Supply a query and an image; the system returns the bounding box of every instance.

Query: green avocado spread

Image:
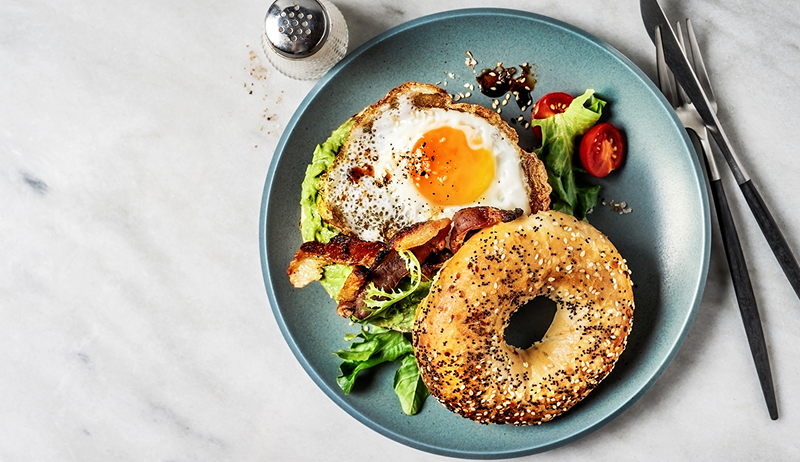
[300,118,353,244]
[299,119,354,299]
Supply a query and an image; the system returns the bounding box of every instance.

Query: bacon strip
[289,207,524,322]
[388,218,451,251]
[450,207,523,253]
[287,234,388,288]
[341,220,453,320]
[336,266,369,318]
[335,249,415,320]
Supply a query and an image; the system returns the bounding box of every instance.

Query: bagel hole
[504,296,557,349]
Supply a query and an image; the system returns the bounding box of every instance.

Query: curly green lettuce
[359,250,429,332]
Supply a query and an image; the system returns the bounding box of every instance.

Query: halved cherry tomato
[579,122,625,178]
[532,92,574,119]
[531,92,574,139]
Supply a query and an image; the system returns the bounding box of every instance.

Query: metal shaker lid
[264,0,329,59]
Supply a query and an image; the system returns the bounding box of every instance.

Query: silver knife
[641,0,800,306]
[641,0,781,420]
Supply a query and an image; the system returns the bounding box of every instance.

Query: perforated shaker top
[264,0,329,59]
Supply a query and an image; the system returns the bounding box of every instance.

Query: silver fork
[655,21,779,420]
[657,21,720,183]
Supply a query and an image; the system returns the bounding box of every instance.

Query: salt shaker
[262,0,349,80]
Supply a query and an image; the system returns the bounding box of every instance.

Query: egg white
[322,93,531,242]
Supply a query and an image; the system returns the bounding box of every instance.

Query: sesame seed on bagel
[413,210,634,425]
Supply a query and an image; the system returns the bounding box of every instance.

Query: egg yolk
[409,126,496,206]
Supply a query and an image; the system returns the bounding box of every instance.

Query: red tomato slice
[532,92,574,119]
[531,92,574,139]
[579,123,625,178]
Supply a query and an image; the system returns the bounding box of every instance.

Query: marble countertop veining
[2,0,800,460]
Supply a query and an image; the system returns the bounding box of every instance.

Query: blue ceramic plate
[260,9,710,459]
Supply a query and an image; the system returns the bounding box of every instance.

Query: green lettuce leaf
[368,279,432,333]
[356,250,426,332]
[335,326,427,415]
[393,354,430,415]
[531,89,606,220]
[335,327,412,394]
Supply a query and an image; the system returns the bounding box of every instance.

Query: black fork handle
[711,178,779,420]
[739,179,800,301]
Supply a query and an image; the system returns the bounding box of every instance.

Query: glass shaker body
[262,0,348,80]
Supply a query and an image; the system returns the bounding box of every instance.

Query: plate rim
[260,7,711,459]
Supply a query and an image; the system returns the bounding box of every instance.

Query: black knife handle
[711,179,779,420]
[740,179,800,302]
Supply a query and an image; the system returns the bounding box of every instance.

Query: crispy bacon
[342,220,453,320]
[289,207,524,321]
[388,218,451,251]
[336,266,369,318]
[334,249,408,320]
[286,254,330,289]
[450,207,523,253]
[287,234,388,288]
[337,266,369,303]
[337,300,357,319]
[393,218,451,271]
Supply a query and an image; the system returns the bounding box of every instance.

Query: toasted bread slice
[317,82,551,242]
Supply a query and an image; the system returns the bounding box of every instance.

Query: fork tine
[673,21,692,108]
[685,19,717,107]
[655,26,678,107]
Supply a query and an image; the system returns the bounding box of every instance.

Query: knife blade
[642,0,780,421]
[640,0,746,183]
[641,0,800,308]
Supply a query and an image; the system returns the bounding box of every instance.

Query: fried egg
[317,82,551,242]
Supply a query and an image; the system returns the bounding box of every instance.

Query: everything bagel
[413,210,634,425]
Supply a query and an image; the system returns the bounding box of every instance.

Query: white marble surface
[3,0,800,460]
